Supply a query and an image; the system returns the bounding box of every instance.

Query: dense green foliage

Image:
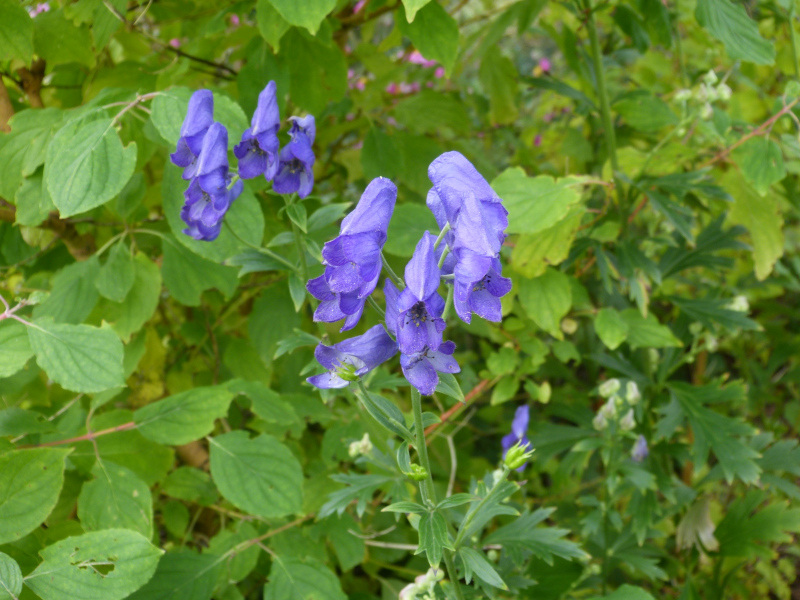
[1,0,800,598]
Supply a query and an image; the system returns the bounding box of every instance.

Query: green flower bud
[593,413,608,431]
[336,362,360,382]
[409,464,428,481]
[619,409,636,431]
[504,441,535,470]
[626,381,641,405]
[598,378,620,398]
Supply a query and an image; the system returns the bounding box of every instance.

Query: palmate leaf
[415,511,454,568]
[659,216,747,279]
[669,297,760,332]
[318,473,395,518]
[458,547,508,590]
[483,509,587,565]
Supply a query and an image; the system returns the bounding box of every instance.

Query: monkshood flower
[307,177,397,331]
[502,405,530,471]
[273,115,316,198]
[631,435,649,462]
[180,122,241,241]
[234,81,280,181]
[385,278,459,396]
[170,89,214,180]
[307,324,398,389]
[395,233,446,355]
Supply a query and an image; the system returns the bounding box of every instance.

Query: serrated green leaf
[0,319,33,378]
[263,557,347,600]
[135,386,234,445]
[401,2,459,75]
[265,0,334,34]
[479,47,518,126]
[0,0,33,64]
[34,256,100,324]
[161,467,218,506]
[0,107,63,200]
[511,207,583,278]
[459,547,507,589]
[256,0,290,50]
[620,309,682,349]
[161,234,239,306]
[614,91,677,132]
[733,137,786,196]
[484,509,587,564]
[96,241,135,302]
[119,550,219,600]
[318,473,395,518]
[283,28,347,115]
[0,447,69,544]
[594,308,629,350]
[209,431,303,519]
[695,0,775,65]
[28,318,125,393]
[0,551,22,600]
[0,407,54,436]
[33,9,95,68]
[319,513,366,572]
[518,268,572,340]
[104,253,162,342]
[416,511,454,567]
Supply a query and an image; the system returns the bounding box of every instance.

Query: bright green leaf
[34,256,100,324]
[0,320,33,378]
[402,0,433,22]
[0,0,33,64]
[263,557,347,600]
[695,0,775,65]
[126,551,222,600]
[96,241,135,302]
[518,268,572,340]
[265,0,334,34]
[0,551,22,600]
[401,2,459,75]
[620,309,682,349]
[33,9,95,68]
[595,308,629,350]
[733,137,786,196]
[256,0,290,50]
[384,203,439,257]
[104,253,162,342]
[479,47,519,126]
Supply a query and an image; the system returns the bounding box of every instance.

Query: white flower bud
[703,69,718,86]
[348,441,361,458]
[674,89,692,102]
[599,398,617,419]
[399,583,418,600]
[598,378,621,398]
[700,103,713,120]
[619,409,636,431]
[728,295,749,313]
[706,335,719,352]
[689,322,703,336]
[626,381,641,405]
[695,84,709,102]
[359,433,373,454]
[593,412,608,431]
[716,83,731,101]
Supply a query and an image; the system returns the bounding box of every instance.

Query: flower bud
[703,69,718,85]
[487,549,499,562]
[674,89,692,102]
[409,464,428,481]
[599,398,617,419]
[348,441,361,458]
[593,412,608,431]
[631,435,649,462]
[689,322,703,336]
[399,583,418,600]
[728,295,749,313]
[503,441,535,470]
[598,378,620,398]
[716,83,732,101]
[561,318,578,335]
[706,335,719,352]
[626,381,641,405]
[619,409,636,431]
[700,103,713,120]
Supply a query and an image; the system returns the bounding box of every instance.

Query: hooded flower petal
[170,89,214,176]
[400,341,460,396]
[340,177,397,238]
[428,151,501,224]
[181,175,242,242]
[194,122,230,195]
[404,232,440,302]
[234,82,281,181]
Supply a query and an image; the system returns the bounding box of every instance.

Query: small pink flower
[543,112,555,123]
[229,13,240,26]
[353,0,367,14]
[407,50,437,67]
[353,140,363,150]
[355,79,366,91]
[411,82,421,92]
[169,38,181,48]
[539,58,551,73]
[28,2,49,16]
[434,67,445,79]
[534,134,542,147]
[385,82,398,94]
[426,81,434,88]
[348,69,356,80]
[387,117,397,127]
[346,113,355,121]
[399,82,414,94]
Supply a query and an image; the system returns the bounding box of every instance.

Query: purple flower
[394,233,446,355]
[180,122,239,241]
[307,325,398,389]
[452,252,511,324]
[170,90,214,180]
[502,405,530,471]
[307,177,397,331]
[273,115,316,198]
[631,435,649,462]
[400,342,460,396]
[234,81,280,181]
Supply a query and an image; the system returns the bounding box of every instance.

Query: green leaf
[283,28,347,115]
[126,551,222,600]
[358,392,413,442]
[209,431,304,519]
[484,509,587,564]
[382,501,427,513]
[26,529,162,600]
[256,0,290,50]
[733,137,786,196]
[161,234,239,306]
[77,461,154,538]
[161,467,218,506]
[318,473,394,518]
[14,171,56,227]
[402,0,433,22]
[594,308,629,351]
[401,2,459,75]
[0,448,69,544]
[135,386,234,446]
[33,9,95,67]
[613,91,677,132]
[34,256,100,324]
[28,318,125,393]
[393,91,470,135]
[458,547,507,589]
[0,551,22,600]
[104,253,162,342]
[384,203,439,257]
[511,207,584,278]
[265,0,334,34]
[96,241,135,302]
[288,272,307,312]
[415,511,454,568]
[226,249,291,277]
[319,513,366,572]
[0,319,33,378]
[286,202,308,233]
[620,309,682,349]
[44,117,136,218]
[437,493,478,510]
[589,585,657,600]
[695,0,775,65]
[0,0,33,63]
[263,557,347,600]
[669,297,760,332]
[361,127,404,181]
[518,268,572,340]
[208,522,260,584]
[492,168,585,235]
[479,47,518,126]
[248,284,301,367]
[0,108,63,200]
[435,372,465,403]
[0,407,54,436]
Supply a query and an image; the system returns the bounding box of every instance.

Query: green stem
[223,221,299,274]
[381,252,405,290]
[437,246,450,270]
[442,285,454,321]
[790,6,800,81]
[583,0,626,226]
[433,223,451,249]
[410,388,465,600]
[453,467,510,549]
[367,295,385,318]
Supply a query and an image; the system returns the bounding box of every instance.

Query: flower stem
[791,5,800,81]
[433,223,451,249]
[222,221,300,274]
[437,246,450,270]
[442,285,454,321]
[452,466,510,549]
[410,388,466,600]
[381,252,405,290]
[367,295,385,318]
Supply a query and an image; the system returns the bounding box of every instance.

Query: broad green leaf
[620,309,682,349]
[518,268,572,340]
[208,522,259,584]
[589,585,656,600]
[0,448,70,544]
[283,29,347,115]
[256,0,290,50]
[0,551,22,600]
[96,241,135,302]
[724,170,783,281]
[209,431,303,519]
[161,234,239,306]
[248,283,300,367]
[28,318,125,393]
[286,202,307,232]
[34,256,100,324]
[104,253,161,342]
[384,203,439,257]
[135,386,234,445]
[77,461,154,538]
[594,308,629,350]
[14,171,56,227]
[230,380,302,437]
[393,91,470,135]
[492,168,585,235]
[44,117,136,217]
[319,513,366,572]
[614,92,678,132]
[161,467,218,506]
[33,9,95,67]
[484,509,587,564]
[459,547,507,589]
[415,511,454,567]
[126,552,222,600]
[0,407,54,436]
[0,108,62,200]
[695,0,775,65]
[479,47,518,126]
[401,2,459,75]
[0,0,33,63]
[435,372,465,403]
[263,557,347,600]
[732,137,786,196]
[511,207,583,278]
[26,529,163,600]
[0,320,33,378]
[402,0,433,22]
[362,127,404,181]
[265,0,334,34]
